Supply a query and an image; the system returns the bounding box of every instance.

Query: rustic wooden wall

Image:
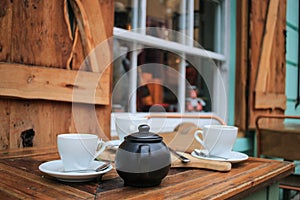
[235,0,286,132]
[0,0,113,149]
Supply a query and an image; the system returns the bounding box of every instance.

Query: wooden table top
[0,146,294,200]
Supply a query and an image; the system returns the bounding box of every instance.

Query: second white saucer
[191,150,248,163]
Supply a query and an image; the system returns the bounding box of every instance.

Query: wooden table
[0,146,294,200]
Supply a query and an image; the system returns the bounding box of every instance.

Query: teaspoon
[168,147,190,163]
[64,162,111,173]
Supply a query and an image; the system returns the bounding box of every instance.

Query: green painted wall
[286,0,300,118]
[286,0,300,175]
[228,0,236,126]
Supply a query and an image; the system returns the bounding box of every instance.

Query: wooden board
[0,99,111,149]
[171,152,231,172]
[255,0,280,93]
[0,63,110,105]
[235,0,249,132]
[0,146,295,199]
[9,0,72,68]
[255,92,286,110]
[0,0,114,150]
[235,0,286,130]
[259,128,300,161]
[249,0,286,128]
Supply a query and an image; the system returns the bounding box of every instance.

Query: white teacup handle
[94,139,106,159]
[194,130,205,147]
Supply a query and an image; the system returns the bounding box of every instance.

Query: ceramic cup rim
[115,116,147,120]
[57,133,99,140]
[203,124,238,131]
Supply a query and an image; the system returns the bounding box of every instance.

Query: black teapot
[115,124,171,187]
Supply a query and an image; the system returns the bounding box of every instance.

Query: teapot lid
[126,124,162,142]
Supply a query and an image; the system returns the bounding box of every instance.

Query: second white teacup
[115,115,148,141]
[194,125,238,156]
[57,133,106,171]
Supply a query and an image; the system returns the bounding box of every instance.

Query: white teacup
[115,115,148,141]
[194,125,238,156]
[57,133,106,171]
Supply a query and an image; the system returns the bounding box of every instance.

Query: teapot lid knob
[126,124,162,142]
[138,124,150,133]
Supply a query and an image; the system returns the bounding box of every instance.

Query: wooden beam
[0,63,110,105]
[255,0,280,92]
[235,0,249,132]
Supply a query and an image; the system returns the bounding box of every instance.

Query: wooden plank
[248,0,267,129]
[0,100,10,149]
[0,146,294,199]
[255,92,286,110]
[96,158,293,199]
[0,0,113,147]
[0,63,110,105]
[0,163,95,199]
[9,100,54,149]
[235,0,249,132]
[253,0,286,112]
[255,0,280,93]
[247,0,286,129]
[68,0,113,73]
[260,128,300,160]
[0,146,57,159]
[10,0,72,68]
[52,102,72,138]
[70,103,111,140]
[0,0,12,61]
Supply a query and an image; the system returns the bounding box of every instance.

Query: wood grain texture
[0,0,12,61]
[0,63,110,105]
[0,147,294,200]
[171,152,231,172]
[236,0,287,130]
[255,92,286,110]
[0,100,10,149]
[234,0,248,132]
[0,0,113,150]
[10,0,72,68]
[255,0,280,93]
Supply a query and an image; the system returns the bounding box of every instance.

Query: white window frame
[111,0,231,133]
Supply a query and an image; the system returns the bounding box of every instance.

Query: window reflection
[194,0,221,52]
[113,0,222,113]
[137,49,179,112]
[114,1,133,30]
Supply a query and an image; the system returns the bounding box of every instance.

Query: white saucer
[39,160,112,182]
[191,151,249,163]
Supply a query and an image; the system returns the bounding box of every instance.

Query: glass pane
[185,54,213,112]
[114,0,134,30]
[146,0,186,42]
[194,0,222,52]
[137,48,180,112]
[112,39,132,112]
[113,40,182,113]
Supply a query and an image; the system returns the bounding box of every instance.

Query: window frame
[112,0,230,120]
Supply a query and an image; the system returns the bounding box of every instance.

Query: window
[112,0,229,119]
